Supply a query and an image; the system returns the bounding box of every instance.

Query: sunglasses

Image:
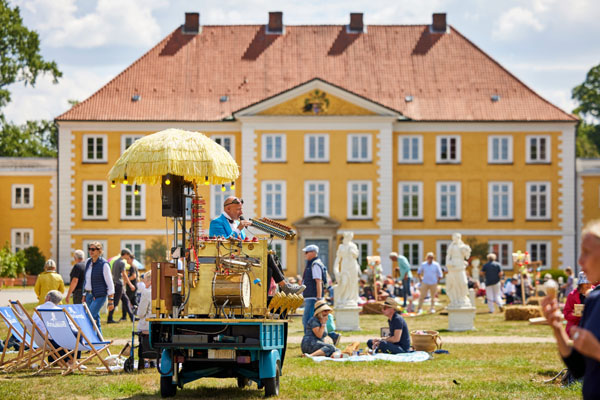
[88,247,99,251]
[224,198,244,207]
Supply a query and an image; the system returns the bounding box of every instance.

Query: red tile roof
[57,24,576,122]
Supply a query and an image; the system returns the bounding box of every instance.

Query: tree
[0,116,57,156]
[0,242,26,278]
[0,0,61,109]
[573,63,600,157]
[464,236,488,263]
[144,238,168,265]
[21,245,46,275]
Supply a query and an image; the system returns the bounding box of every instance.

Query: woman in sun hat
[301,300,338,357]
[367,297,411,354]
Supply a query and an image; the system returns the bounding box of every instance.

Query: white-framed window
[347,134,372,162]
[398,135,423,164]
[304,181,329,216]
[121,134,143,154]
[83,181,107,219]
[526,135,551,163]
[11,184,34,208]
[210,186,236,219]
[120,240,146,264]
[269,240,287,270]
[436,240,451,268]
[83,134,107,163]
[262,181,286,219]
[436,135,461,163]
[527,241,551,269]
[262,134,286,162]
[304,134,329,162]
[436,181,461,220]
[354,240,372,271]
[488,182,513,220]
[212,135,235,158]
[488,135,513,164]
[120,184,146,220]
[82,240,108,259]
[526,182,551,220]
[11,229,33,253]
[398,240,422,269]
[398,181,423,220]
[489,241,513,269]
[347,181,372,219]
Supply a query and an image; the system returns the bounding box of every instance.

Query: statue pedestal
[334,306,361,331]
[447,306,475,331]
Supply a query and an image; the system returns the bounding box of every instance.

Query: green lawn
[0,297,579,400]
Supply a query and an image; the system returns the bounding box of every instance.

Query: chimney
[349,13,364,33]
[431,13,447,33]
[183,12,200,34]
[267,11,283,33]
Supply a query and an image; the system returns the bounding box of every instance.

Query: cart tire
[237,376,250,388]
[123,356,134,373]
[264,361,280,397]
[160,376,177,398]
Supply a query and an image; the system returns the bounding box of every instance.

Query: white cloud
[493,7,544,40]
[15,0,168,48]
[3,67,118,124]
[541,89,577,115]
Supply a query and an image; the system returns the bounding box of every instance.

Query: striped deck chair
[60,304,111,356]
[0,306,37,371]
[37,308,113,375]
[9,300,69,373]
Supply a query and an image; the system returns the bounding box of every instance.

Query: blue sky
[5,0,599,124]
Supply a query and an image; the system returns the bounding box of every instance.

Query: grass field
[0,296,580,399]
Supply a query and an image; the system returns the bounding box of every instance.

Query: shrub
[0,242,26,278]
[22,246,46,275]
[144,238,167,265]
[545,269,568,282]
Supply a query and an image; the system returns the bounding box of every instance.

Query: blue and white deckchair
[0,306,37,370]
[38,308,113,375]
[60,304,111,356]
[9,300,68,373]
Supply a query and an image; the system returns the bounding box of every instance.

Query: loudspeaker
[161,174,184,217]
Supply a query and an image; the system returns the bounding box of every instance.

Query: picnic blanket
[307,351,431,363]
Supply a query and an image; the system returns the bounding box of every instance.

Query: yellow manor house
[8,12,588,279]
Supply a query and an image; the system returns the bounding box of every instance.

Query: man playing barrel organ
[209,196,305,295]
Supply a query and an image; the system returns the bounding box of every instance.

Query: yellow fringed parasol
[107,129,239,185]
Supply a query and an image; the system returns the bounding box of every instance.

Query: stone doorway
[292,215,340,275]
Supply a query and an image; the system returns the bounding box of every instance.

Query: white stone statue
[333,232,361,308]
[445,232,472,308]
[470,258,480,282]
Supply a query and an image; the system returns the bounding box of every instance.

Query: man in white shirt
[417,252,443,314]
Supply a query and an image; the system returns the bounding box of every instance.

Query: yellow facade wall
[392,131,562,231]
[254,129,380,230]
[581,176,600,226]
[393,235,562,272]
[70,130,241,233]
[0,175,54,259]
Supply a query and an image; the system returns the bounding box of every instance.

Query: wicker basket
[410,330,442,352]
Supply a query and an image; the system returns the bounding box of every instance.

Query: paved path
[110,335,554,347]
[0,288,38,305]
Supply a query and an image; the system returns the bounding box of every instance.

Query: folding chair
[0,306,38,371]
[9,300,69,373]
[60,304,111,356]
[37,308,113,375]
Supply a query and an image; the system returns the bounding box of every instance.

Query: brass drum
[212,272,251,308]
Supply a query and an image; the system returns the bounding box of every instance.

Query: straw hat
[382,297,401,311]
[314,300,332,316]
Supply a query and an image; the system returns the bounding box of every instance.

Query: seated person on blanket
[301,300,339,357]
[32,290,80,363]
[367,297,411,354]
